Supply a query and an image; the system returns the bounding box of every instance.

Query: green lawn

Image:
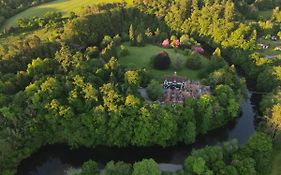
[270,145,281,175]
[118,44,209,80]
[257,38,281,57]
[258,10,273,20]
[1,0,133,30]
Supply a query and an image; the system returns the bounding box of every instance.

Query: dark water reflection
[17,87,259,175]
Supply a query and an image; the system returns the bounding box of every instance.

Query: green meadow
[2,0,133,30]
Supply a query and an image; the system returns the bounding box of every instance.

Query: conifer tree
[129,24,135,46]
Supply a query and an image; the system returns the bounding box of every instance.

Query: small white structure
[163,72,186,90]
[258,43,269,49]
[271,36,278,41]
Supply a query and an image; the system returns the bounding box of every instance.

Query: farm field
[1,0,133,30]
[118,44,209,80]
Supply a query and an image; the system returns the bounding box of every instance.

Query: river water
[17,84,260,175]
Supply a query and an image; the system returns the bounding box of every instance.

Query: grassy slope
[2,0,133,30]
[270,144,281,175]
[119,44,209,80]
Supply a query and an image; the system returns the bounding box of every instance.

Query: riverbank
[17,78,259,175]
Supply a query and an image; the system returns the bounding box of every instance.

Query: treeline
[15,12,65,32]
[135,0,256,51]
[61,8,170,47]
[0,0,55,28]
[0,35,59,74]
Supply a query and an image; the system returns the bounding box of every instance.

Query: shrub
[66,167,81,175]
[174,56,184,70]
[145,28,154,43]
[120,45,129,56]
[101,42,117,62]
[81,160,99,175]
[199,57,226,78]
[153,51,171,70]
[180,34,190,46]
[213,48,222,58]
[147,80,163,101]
[113,34,122,45]
[121,32,129,42]
[186,54,202,70]
[136,33,144,46]
[158,32,168,42]
[103,161,132,175]
[243,132,273,174]
[139,68,153,87]
[85,46,99,59]
[101,35,113,47]
[132,159,161,175]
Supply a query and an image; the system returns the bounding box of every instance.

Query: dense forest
[0,0,280,175]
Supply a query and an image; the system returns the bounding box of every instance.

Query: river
[17,82,260,175]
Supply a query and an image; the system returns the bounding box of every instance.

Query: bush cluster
[152,51,171,70]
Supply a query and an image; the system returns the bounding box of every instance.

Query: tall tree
[129,24,135,45]
[132,159,161,175]
[267,104,281,140]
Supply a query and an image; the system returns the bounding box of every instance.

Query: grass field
[118,44,209,80]
[1,0,133,30]
[270,144,281,175]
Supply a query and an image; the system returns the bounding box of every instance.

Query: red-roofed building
[162,72,211,104]
[163,72,186,90]
[162,39,170,48]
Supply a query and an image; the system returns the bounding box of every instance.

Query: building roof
[164,75,186,82]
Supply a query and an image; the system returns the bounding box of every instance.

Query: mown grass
[2,0,133,30]
[270,143,281,175]
[118,44,209,80]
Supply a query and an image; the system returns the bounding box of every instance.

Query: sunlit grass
[2,0,133,30]
[118,44,209,80]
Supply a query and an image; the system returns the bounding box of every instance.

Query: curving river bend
[17,75,261,175]
[16,40,261,174]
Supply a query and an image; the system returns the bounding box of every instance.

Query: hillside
[1,0,133,30]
